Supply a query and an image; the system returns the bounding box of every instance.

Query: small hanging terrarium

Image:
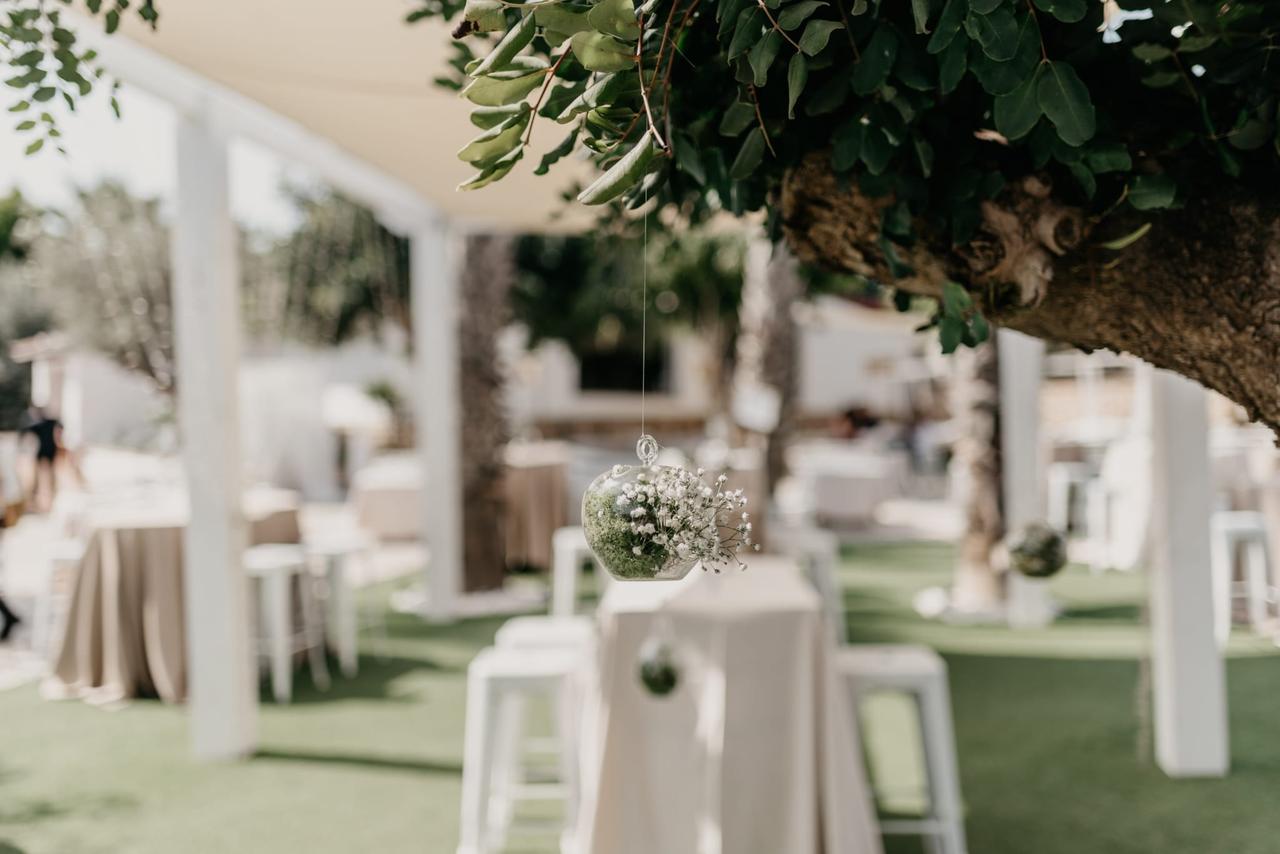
[583,434,754,581]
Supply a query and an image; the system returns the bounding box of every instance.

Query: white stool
[1047,462,1093,535]
[458,646,583,854]
[245,544,331,703]
[551,526,600,617]
[306,530,377,678]
[839,644,967,854]
[32,538,85,661]
[772,525,846,644]
[1211,510,1273,649]
[495,615,595,650]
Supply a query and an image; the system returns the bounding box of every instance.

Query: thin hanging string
[640,184,648,438]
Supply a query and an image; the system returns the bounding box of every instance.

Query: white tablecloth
[577,558,882,854]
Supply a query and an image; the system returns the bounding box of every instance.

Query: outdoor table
[576,557,882,854]
[504,440,569,570]
[43,487,301,705]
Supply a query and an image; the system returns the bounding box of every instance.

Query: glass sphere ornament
[637,636,680,697]
[1007,522,1068,579]
[582,434,755,581]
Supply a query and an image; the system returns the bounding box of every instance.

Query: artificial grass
[1,544,1278,854]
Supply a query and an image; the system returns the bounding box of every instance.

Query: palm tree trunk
[950,336,1005,615]
[458,232,515,592]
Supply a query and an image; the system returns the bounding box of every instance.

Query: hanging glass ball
[1007,521,1068,579]
[582,434,755,581]
[637,636,680,697]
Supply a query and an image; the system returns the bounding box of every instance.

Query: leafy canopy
[412,0,1280,344]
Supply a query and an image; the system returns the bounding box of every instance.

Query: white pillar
[999,330,1053,627]
[411,217,463,621]
[1146,368,1228,777]
[171,111,257,760]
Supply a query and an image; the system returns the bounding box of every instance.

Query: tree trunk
[950,337,1005,615]
[458,233,514,593]
[734,239,804,496]
[781,154,1280,431]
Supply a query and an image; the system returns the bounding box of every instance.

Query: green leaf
[1228,118,1271,151]
[1176,34,1217,53]
[673,132,707,184]
[1037,60,1095,146]
[461,0,506,32]
[457,113,529,168]
[1140,70,1181,88]
[748,30,784,86]
[912,135,934,177]
[965,6,1019,62]
[1131,43,1172,63]
[1128,174,1176,210]
[1099,222,1151,250]
[470,102,529,129]
[927,0,968,54]
[778,0,827,31]
[787,52,808,118]
[1031,0,1085,23]
[728,9,764,59]
[570,32,634,72]
[939,315,963,353]
[1084,143,1130,173]
[967,13,1039,94]
[719,101,756,136]
[534,128,580,175]
[969,0,1003,13]
[1067,161,1095,198]
[993,68,1041,140]
[472,13,537,76]
[587,0,640,40]
[578,135,658,204]
[25,137,43,155]
[14,120,35,131]
[458,148,523,191]
[851,26,898,94]
[32,87,56,103]
[938,36,967,94]
[7,100,30,113]
[942,280,973,313]
[535,5,592,36]
[832,116,865,171]
[861,126,894,174]
[911,0,935,34]
[730,127,768,179]
[799,20,844,56]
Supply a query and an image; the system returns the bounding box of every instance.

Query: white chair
[839,644,967,854]
[458,645,583,854]
[31,538,85,661]
[551,526,601,617]
[245,544,331,702]
[1211,510,1273,649]
[305,529,377,677]
[772,525,846,644]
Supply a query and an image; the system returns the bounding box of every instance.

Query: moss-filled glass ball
[582,462,704,581]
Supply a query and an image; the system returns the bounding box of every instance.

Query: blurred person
[0,467,19,642]
[23,405,62,512]
[831,405,881,441]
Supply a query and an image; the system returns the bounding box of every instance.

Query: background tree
[0,191,51,430]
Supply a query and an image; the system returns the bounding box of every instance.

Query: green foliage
[0,191,51,430]
[2,1,157,152]
[396,0,1280,349]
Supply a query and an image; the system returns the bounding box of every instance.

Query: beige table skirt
[577,559,882,854]
[47,508,300,705]
[503,456,568,570]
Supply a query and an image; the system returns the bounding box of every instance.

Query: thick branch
[781,152,1280,431]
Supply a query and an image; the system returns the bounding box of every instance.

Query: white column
[171,111,257,760]
[999,330,1053,627]
[411,217,463,621]
[1146,368,1228,777]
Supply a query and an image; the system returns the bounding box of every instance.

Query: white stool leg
[1047,467,1071,533]
[489,693,526,839]
[1245,538,1270,633]
[329,555,359,677]
[1210,527,1233,650]
[552,542,577,617]
[263,571,293,703]
[554,678,580,852]
[300,571,331,691]
[458,672,502,854]
[1084,480,1109,574]
[918,681,966,854]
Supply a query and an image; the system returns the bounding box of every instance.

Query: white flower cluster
[608,463,756,573]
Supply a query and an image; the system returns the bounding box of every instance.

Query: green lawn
[2,543,1278,854]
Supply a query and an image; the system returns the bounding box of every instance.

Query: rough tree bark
[458,232,515,592]
[781,153,1280,431]
[949,338,1005,614]
[734,239,804,496]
